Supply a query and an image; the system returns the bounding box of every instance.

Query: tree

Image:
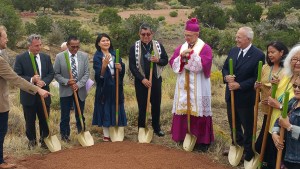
[52,0,77,15]
[267,4,287,22]
[232,3,263,23]
[12,0,41,12]
[143,0,156,10]
[98,8,121,26]
[36,15,53,35]
[0,1,23,48]
[191,3,228,29]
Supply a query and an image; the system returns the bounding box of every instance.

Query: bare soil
[5,141,230,169]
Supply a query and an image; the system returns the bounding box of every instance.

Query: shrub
[267,4,287,22]
[36,15,53,35]
[191,3,228,29]
[169,11,178,17]
[200,27,220,49]
[98,8,121,26]
[232,3,263,23]
[158,16,165,21]
[25,22,38,35]
[47,23,66,45]
[143,0,156,10]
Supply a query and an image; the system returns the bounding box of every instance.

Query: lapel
[40,53,46,78]
[77,52,81,77]
[236,46,254,69]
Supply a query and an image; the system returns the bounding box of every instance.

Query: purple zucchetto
[185,18,199,32]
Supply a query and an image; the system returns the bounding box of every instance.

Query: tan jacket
[0,55,38,112]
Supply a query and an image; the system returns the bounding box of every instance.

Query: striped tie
[71,54,78,81]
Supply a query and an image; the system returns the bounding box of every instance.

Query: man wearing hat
[129,23,169,137]
[169,18,214,150]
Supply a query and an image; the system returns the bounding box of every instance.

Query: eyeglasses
[70,45,80,49]
[292,84,300,90]
[291,57,300,63]
[140,33,151,37]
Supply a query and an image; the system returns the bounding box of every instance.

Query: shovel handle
[185,69,191,133]
[275,128,285,169]
[146,62,153,125]
[115,65,119,125]
[252,88,260,151]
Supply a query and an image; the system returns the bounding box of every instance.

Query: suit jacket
[14,51,54,106]
[54,51,89,101]
[222,45,265,107]
[0,55,38,112]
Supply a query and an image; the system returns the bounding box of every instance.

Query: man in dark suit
[14,34,54,149]
[0,26,50,169]
[222,27,265,162]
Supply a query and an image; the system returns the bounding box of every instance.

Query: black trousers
[22,96,49,144]
[0,112,8,164]
[227,103,254,161]
[135,77,162,132]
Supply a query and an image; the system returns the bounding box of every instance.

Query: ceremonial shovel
[109,49,125,142]
[138,51,154,143]
[228,58,244,166]
[30,54,61,152]
[64,52,94,147]
[244,61,262,169]
[183,69,197,152]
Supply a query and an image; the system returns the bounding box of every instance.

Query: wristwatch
[279,104,283,111]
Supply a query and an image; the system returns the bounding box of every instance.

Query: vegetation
[98,8,122,26]
[169,10,178,17]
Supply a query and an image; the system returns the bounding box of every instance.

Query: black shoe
[195,144,210,152]
[154,130,165,137]
[40,141,48,149]
[28,140,37,150]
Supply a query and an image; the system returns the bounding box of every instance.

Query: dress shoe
[222,149,229,156]
[40,141,48,149]
[0,162,16,169]
[154,130,165,137]
[61,137,71,143]
[28,140,37,150]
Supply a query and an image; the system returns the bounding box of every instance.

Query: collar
[241,43,252,54]
[29,51,40,59]
[68,50,77,57]
[141,41,152,46]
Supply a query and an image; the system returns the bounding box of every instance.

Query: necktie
[236,50,244,65]
[34,56,40,75]
[71,54,78,81]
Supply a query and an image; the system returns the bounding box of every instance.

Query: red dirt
[9,141,230,169]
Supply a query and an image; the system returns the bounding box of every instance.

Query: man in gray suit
[54,36,90,142]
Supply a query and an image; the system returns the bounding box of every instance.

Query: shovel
[258,83,278,169]
[109,49,124,142]
[275,92,289,169]
[244,61,263,169]
[183,69,197,152]
[64,52,94,147]
[138,52,154,143]
[228,59,244,166]
[29,54,61,152]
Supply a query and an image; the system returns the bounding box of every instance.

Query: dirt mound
[13,141,230,169]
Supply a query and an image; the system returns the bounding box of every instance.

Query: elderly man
[129,23,168,137]
[54,35,90,142]
[14,34,54,149]
[0,26,50,169]
[222,27,265,162]
[169,18,214,151]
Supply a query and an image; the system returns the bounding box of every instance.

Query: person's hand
[67,79,76,86]
[254,81,262,89]
[71,84,79,91]
[267,97,281,109]
[225,75,235,83]
[270,76,280,85]
[261,99,268,106]
[142,78,151,88]
[102,55,111,68]
[150,56,159,63]
[181,49,192,58]
[279,116,291,130]
[272,132,284,150]
[37,88,51,98]
[228,81,240,90]
[36,80,46,88]
[115,63,122,72]
[32,75,40,83]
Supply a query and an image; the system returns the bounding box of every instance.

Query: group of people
[1,16,299,169]
[222,26,300,168]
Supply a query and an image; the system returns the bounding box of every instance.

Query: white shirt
[238,43,252,59]
[29,52,42,78]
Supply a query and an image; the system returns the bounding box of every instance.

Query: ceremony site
[0,0,300,168]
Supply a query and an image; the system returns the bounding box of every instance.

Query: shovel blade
[138,127,153,143]
[244,152,259,169]
[183,133,197,152]
[44,135,61,152]
[109,126,125,142]
[228,144,244,166]
[78,131,94,147]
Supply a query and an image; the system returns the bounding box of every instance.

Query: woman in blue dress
[92,33,127,141]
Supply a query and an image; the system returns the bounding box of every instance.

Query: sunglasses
[140,33,151,37]
[292,84,300,90]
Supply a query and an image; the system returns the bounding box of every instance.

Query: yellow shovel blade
[44,135,61,152]
[244,152,259,169]
[78,131,94,147]
[138,127,153,143]
[228,144,244,166]
[109,126,125,142]
[183,133,197,152]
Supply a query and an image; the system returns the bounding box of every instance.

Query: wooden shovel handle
[230,90,237,145]
[146,63,153,125]
[185,70,191,133]
[115,69,119,125]
[252,88,260,151]
[275,128,285,169]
